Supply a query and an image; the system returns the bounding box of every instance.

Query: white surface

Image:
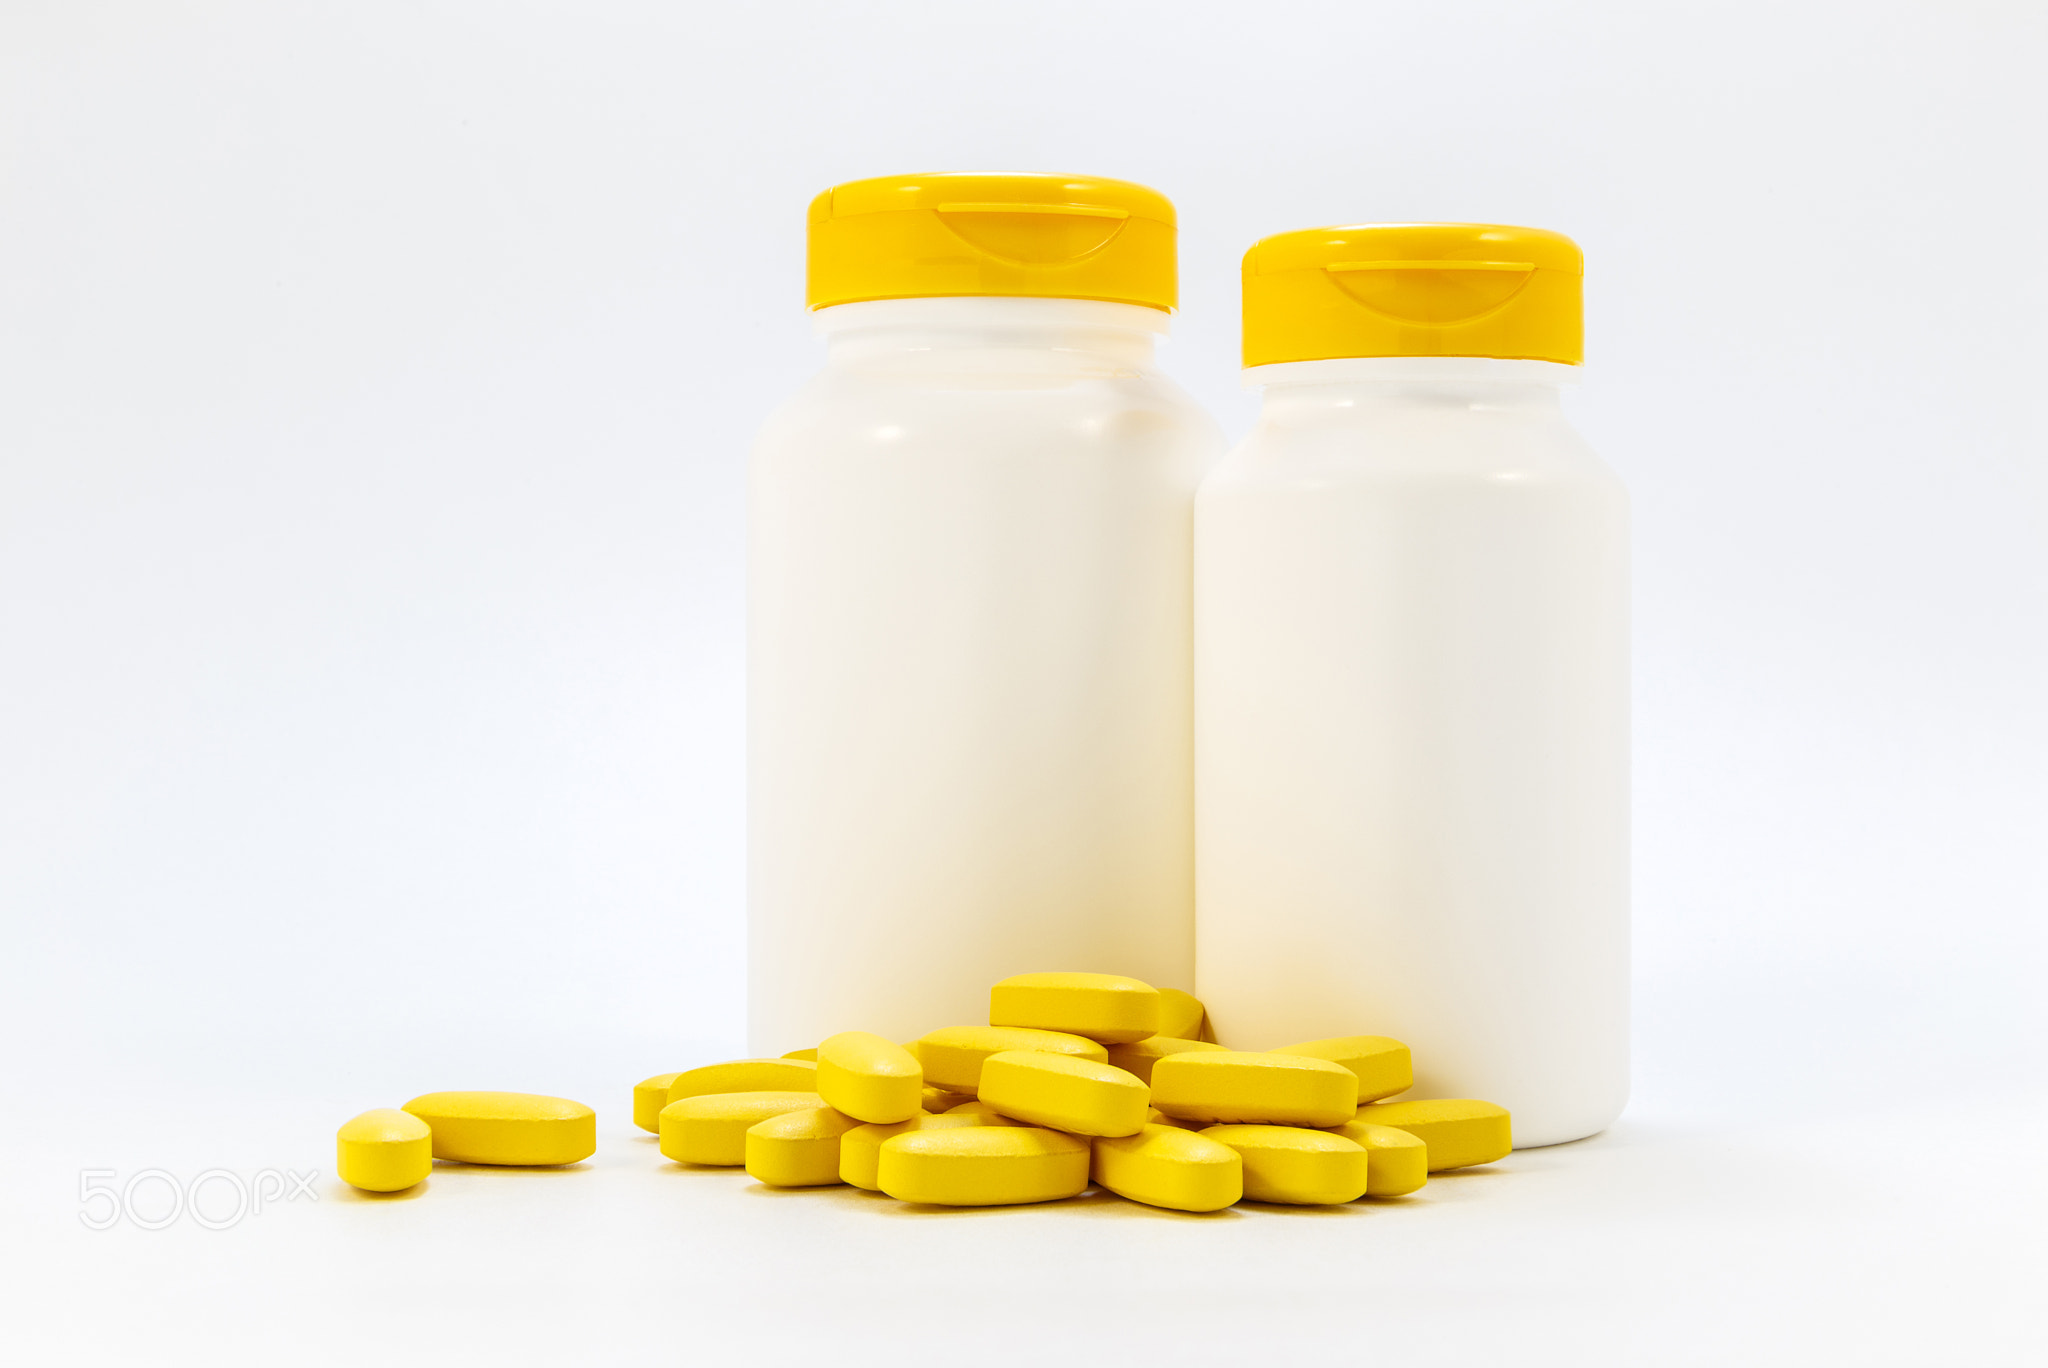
[1197,359,1628,1146]
[749,297,1218,1050]
[8,1074,2041,1361]
[1,0,2042,1359]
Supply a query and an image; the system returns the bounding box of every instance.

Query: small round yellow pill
[1154,988,1210,1042]
[1268,1035,1413,1104]
[401,1092,596,1167]
[816,1032,923,1124]
[633,1073,682,1133]
[1105,1036,1227,1084]
[1327,1120,1429,1196]
[1354,1099,1512,1170]
[915,1025,1109,1094]
[839,1112,1009,1190]
[1200,1125,1369,1205]
[877,1126,1091,1206]
[977,1050,1149,1139]
[660,1091,824,1166]
[336,1109,432,1193]
[941,1099,1019,1123]
[744,1106,863,1187]
[1150,1051,1358,1127]
[1093,1124,1242,1212]
[920,1085,967,1114]
[666,1059,819,1107]
[989,972,1161,1044]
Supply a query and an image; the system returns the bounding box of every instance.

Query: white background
[2,1,2041,1361]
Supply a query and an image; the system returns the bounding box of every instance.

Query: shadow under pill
[430,1160,593,1177]
[1236,1199,1367,1216]
[332,1180,429,1202]
[1065,1194,1244,1222]
[659,1161,749,1176]
[742,1182,885,1207]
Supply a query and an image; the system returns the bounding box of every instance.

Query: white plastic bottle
[1194,225,1628,1147]
[749,173,1221,1053]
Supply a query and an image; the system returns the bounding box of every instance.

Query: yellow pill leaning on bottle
[401,1092,596,1167]
[1200,1125,1369,1205]
[1092,1124,1242,1212]
[1354,1099,1512,1170]
[915,1025,1109,1094]
[1267,1035,1413,1104]
[660,1091,824,1166]
[1149,1052,1358,1127]
[816,1032,924,1124]
[989,972,1161,1044]
[877,1126,1091,1206]
[633,1073,682,1133]
[666,1059,820,1106]
[977,1051,1150,1138]
[1326,1119,1428,1196]
[744,1106,863,1187]
[336,1109,433,1192]
[1154,988,1209,1042]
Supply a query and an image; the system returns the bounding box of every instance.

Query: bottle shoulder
[755,365,1223,459]
[1201,405,1618,495]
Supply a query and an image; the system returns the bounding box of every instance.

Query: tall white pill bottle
[1194,225,1627,1146]
[749,173,1222,1052]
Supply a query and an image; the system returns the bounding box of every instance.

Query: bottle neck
[814,296,1167,374]
[1248,356,1576,417]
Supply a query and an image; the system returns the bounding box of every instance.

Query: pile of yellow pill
[334,970,1513,1210]
[632,971,1514,1213]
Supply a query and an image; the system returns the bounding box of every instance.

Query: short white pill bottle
[749,173,1222,1051]
[1194,225,1628,1146]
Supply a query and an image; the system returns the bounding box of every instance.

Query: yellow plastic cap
[1241,223,1582,367]
[807,171,1176,312]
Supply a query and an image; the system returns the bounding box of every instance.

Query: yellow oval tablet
[941,1099,1019,1122]
[781,1048,818,1061]
[1200,1125,1369,1205]
[989,972,1161,1044]
[744,1106,862,1187]
[1149,1052,1358,1127]
[1105,1035,1228,1084]
[336,1108,432,1192]
[1327,1119,1428,1196]
[633,1073,682,1133]
[816,1031,924,1124]
[878,1126,1091,1206]
[921,1085,968,1114]
[1356,1099,1512,1170]
[1268,1035,1413,1103]
[978,1051,1149,1138]
[915,1025,1109,1094]
[839,1111,1011,1190]
[666,1058,820,1106]
[401,1092,596,1167]
[660,1091,824,1166]
[1092,1124,1242,1212]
